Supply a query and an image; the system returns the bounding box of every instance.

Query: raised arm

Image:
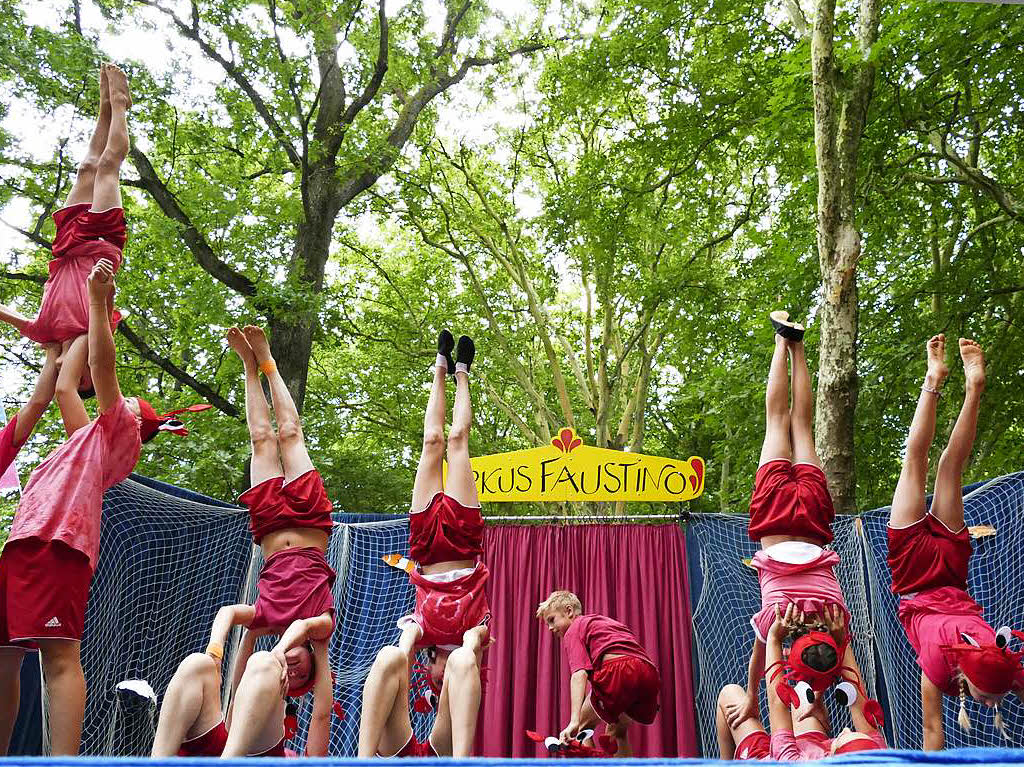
[12,344,60,444]
[765,605,795,734]
[304,640,333,757]
[86,259,121,413]
[921,672,945,750]
[271,613,334,660]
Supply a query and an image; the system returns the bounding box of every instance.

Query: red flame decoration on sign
[551,428,583,453]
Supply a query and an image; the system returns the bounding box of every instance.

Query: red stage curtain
[477,524,697,757]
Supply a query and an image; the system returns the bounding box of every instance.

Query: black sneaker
[437,329,455,374]
[456,335,475,371]
[769,310,805,342]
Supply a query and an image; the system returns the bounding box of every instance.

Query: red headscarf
[136,400,212,442]
[943,628,1024,695]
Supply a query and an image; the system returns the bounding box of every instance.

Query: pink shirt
[898,586,1024,695]
[562,614,652,674]
[750,547,849,642]
[0,413,28,479]
[769,730,829,761]
[9,397,140,569]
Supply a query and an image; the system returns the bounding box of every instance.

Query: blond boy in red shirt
[537,590,660,756]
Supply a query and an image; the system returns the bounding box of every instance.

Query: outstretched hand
[821,604,846,644]
[87,259,115,303]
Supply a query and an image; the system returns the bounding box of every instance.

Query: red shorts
[380,735,438,758]
[240,470,334,544]
[590,655,661,725]
[51,204,126,258]
[748,460,834,544]
[407,563,491,647]
[250,546,336,633]
[887,513,971,595]
[177,721,286,757]
[409,492,484,565]
[0,538,91,646]
[734,730,770,760]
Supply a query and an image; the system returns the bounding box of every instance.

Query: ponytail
[957,679,972,732]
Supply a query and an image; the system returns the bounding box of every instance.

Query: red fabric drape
[477,524,697,757]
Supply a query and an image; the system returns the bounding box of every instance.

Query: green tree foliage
[1,0,1021,517]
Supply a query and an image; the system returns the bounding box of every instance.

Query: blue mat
[7,748,1024,765]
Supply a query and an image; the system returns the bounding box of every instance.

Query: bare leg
[37,640,85,755]
[357,647,414,758]
[151,653,224,757]
[220,653,286,757]
[411,364,447,512]
[63,66,111,208]
[0,649,25,756]
[444,370,479,507]
[241,326,314,482]
[90,65,130,212]
[441,644,482,757]
[606,718,632,757]
[716,684,766,760]
[890,335,949,529]
[228,328,282,485]
[931,340,985,532]
[758,335,792,466]
[788,341,819,467]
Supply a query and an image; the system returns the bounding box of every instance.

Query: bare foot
[959,338,985,390]
[242,325,273,365]
[99,64,111,109]
[105,64,132,109]
[925,334,948,387]
[226,327,256,367]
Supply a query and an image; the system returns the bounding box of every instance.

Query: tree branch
[136,0,301,168]
[128,146,257,297]
[117,319,239,417]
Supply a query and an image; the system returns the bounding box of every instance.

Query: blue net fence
[65,476,433,756]
[686,471,1024,756]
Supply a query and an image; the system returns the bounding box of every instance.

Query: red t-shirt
[562,614,652,674]
[8,397,140,569]
[0,413,28,479]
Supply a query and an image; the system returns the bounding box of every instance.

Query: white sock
[435,353,448,372]
[455,362,469,376]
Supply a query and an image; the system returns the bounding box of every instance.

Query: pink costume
[19,204,124,345]
[749,545,849,643]
[0,414,28,478]
[899,586,1024,695]
[7,396,140,568]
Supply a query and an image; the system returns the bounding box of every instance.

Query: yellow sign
[445,428,705,502]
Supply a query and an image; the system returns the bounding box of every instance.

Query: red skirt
[887,513,971,595]
[240,470,334,544]
[409,492,484,566]
[748,460,834,544]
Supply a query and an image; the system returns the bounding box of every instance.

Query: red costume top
[8,397,140,569]
[0,414,28,479]
[20,204,124,345]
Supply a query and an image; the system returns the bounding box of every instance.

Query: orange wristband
[258,360,277,375]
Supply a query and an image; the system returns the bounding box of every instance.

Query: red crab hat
[943,627,1024,695]
[136,400,212,442]
[767,631,884,727]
